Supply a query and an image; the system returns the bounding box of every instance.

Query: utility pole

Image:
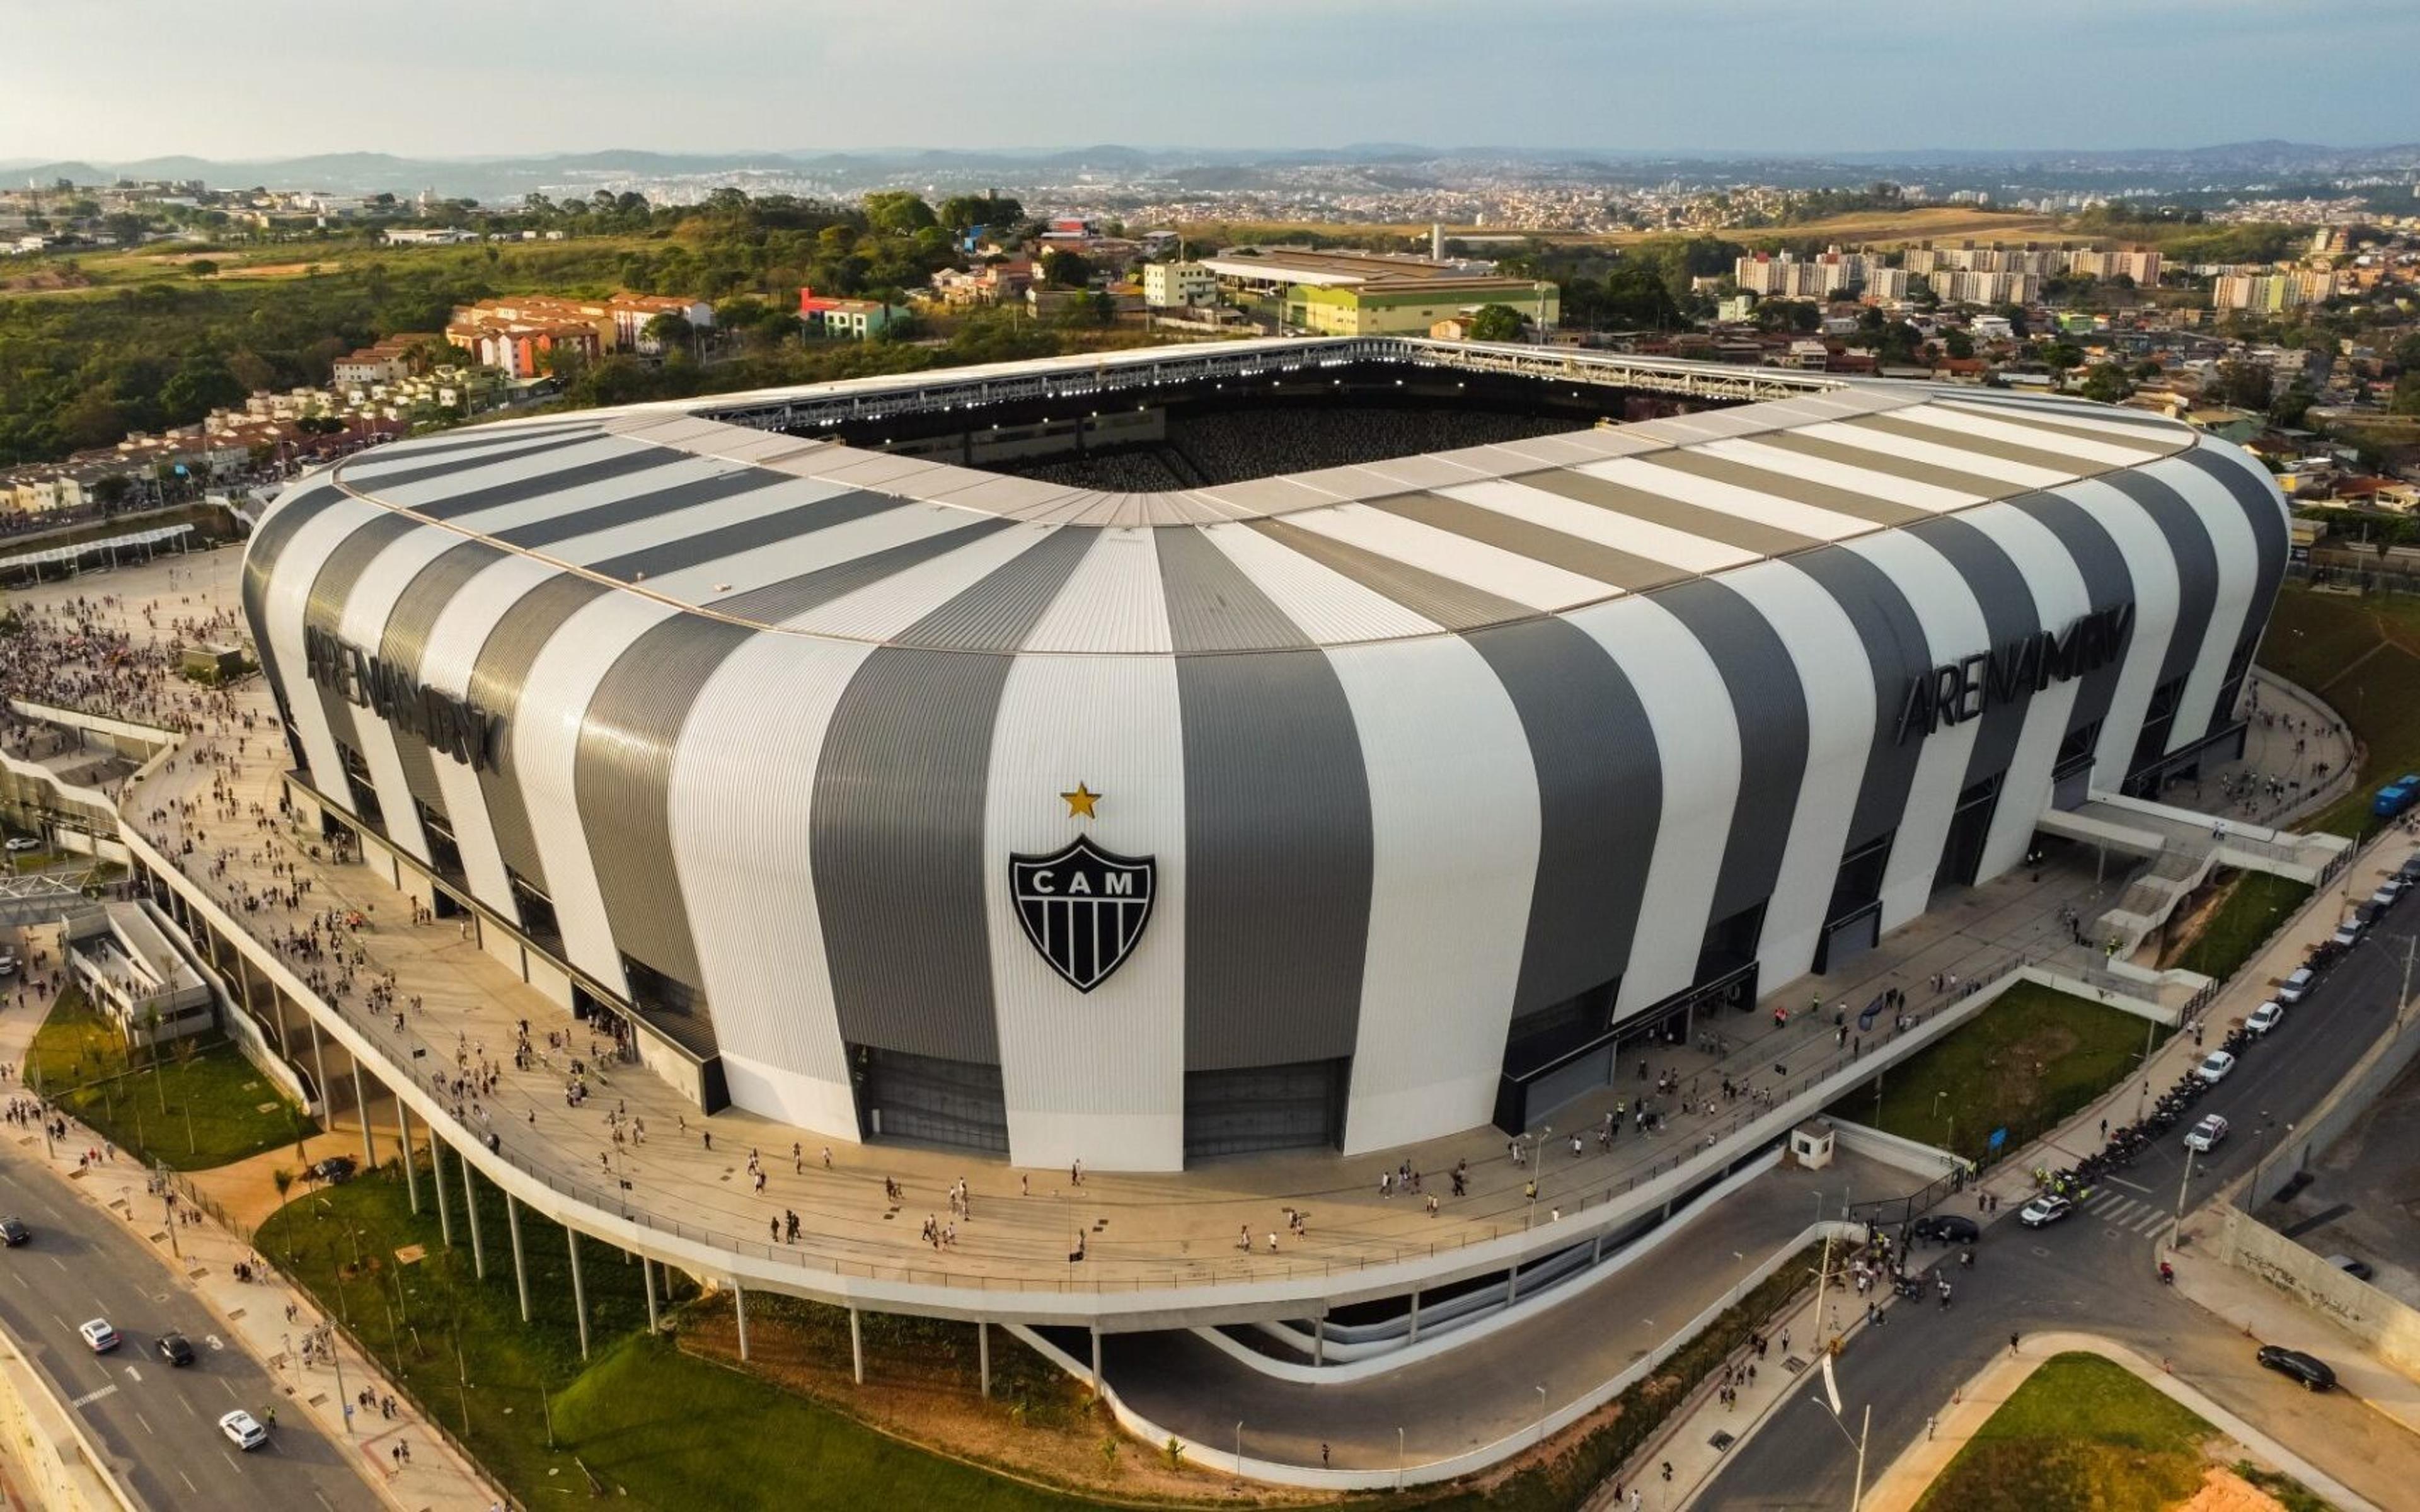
[2172,1144,2197,1242]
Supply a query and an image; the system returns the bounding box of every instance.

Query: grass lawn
[1831,982,2161,1163]
[2259,584,2420,838]
[2164,871,2314,981]
[28,990,312,1169]
[255,1163,1122,1510]
[1915,1353,2213,1512]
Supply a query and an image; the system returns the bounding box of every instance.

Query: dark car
[0,1217,28,1246]
[308,1155,357,1185]
[156,1331,195,1367]
[1911,1214,1981,1244]
[2256,1345,2337,1392]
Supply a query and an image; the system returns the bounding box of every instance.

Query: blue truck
[2374,775,2420,819]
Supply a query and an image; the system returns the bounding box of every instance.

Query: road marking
[206,1334,224,1351]
[222,1451,239,1473]
[220,1378,240,1400]
[122,1365,141,1384]
[178,1471,197,1494]
[135,1411,153,1435]
[46,1256,66,1272]
[314,1492,334,1511]
[2106,1176,2152,1194]
[2131,1210,2169,1233]
[178,1394,197,1418]
[67,1383,117,1409]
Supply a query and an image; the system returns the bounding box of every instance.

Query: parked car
[156,1331,195,1366]
[2371,878,2405,908]
[2256,1344,2337,1391]
[219,1409,269,1450]
[78,1319,120,1353]
[308,1155,357,1185]
[2331,919,2364,948]
[0,1217,27,1246]
[0,949,16,976]
[2246,1001,2285,1037]
[1912,1214,1981,1244]
[2399,853,2420,884]
[2196,1050,2238,1084]
[2325,1254,2375,1282]
[2277,967,2315,1004]
[2,837,37,854]
[2019,1194,2074,1228]
[2185,1114,2230,1152]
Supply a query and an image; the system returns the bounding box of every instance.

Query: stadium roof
[299,337,2197,657]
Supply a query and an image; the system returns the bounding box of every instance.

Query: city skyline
[6,0,2419,163]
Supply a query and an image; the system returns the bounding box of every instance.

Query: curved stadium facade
[241,337,2286,1174]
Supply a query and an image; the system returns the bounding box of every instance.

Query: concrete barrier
[0,1334,138,1512]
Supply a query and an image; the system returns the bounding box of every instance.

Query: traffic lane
[0,1160,372,1509]
[1698,919,2420,1509]
[2104,1289,2420,1512]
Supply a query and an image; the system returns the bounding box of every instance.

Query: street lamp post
[1808,1397,1872,1512]
[1534,1383,1547,1446]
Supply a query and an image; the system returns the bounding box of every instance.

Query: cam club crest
[1010,827,1156,994]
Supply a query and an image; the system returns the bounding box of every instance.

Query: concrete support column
[846,1305,861,1383]
[461,1155,486,1279]
[1507,1264,1520,1303]
[429,1134,453,1244]
[349,1060,377,1167]
[977,1321,990,1399]
[642,1258,659,1334]
[567,1228,589,1361]
[1409,1291,1421,1343]
[396,1101,419,1214]
[1313,1320,1325,1366]
[1089,1327,1102,1396]
[305,1014,331,1125]
[506,1194,531,1323]
[738,1285,754,1365]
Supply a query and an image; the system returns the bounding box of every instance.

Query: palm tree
[173,1038,200,1155]
[272,1167,294,1205]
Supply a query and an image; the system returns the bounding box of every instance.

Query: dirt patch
[683,1300,1335,1505]
[0,267,92,293]
[212,261,331,280]
[2156,881,2235,971]
[2175,1462,2289,1512]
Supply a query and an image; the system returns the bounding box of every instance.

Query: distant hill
[7,140,2417,201]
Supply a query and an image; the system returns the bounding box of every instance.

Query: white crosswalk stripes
[2078,1188,2178,1239]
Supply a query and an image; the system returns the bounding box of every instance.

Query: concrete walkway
[1858,1332,2380,1512]
[0,988,504,1511]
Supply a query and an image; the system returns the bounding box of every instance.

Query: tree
[1942,328,1975,360]
[272,1167,295,1205]
[2213,360,2274,412]
[1467,304,1528,342]
[2392,372,2420,418]
[2038,341,2085,387]
[91,474,134,509]
[1041,249,1093,289]
[861,192,936,236]
[643,310,696,358]
[938,193,1024,232]
[2077,364,2131,404]
[188,259,218,278]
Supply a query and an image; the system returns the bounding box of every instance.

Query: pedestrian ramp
[2078,1186,2177,1245]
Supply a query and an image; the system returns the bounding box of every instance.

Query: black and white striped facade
[242,340,2287,1172]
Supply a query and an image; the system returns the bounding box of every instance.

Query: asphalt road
[1696,881,2420,1511]
[0,1151,377,1511]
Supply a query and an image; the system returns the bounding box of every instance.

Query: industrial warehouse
[238,336,2286,1177]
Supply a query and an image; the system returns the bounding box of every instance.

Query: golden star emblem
[1060,782,1101,819]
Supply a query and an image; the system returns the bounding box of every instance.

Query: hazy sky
[6,0,2417,162]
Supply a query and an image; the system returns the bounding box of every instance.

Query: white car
[77,1318,119,1353]
[2185,1113,2230,1152]
[2246,1000,2284,1037]
[2019,1193,2074,1228]
[2,837,37,854]
[219,1409,268,1450]
[2196,1049,2238,1084]
[2276,968,2315,1005]
[2371,879,2404,909]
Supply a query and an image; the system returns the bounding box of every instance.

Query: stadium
[242,336,2286,1174]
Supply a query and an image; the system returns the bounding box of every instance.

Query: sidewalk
[1858,1332,2380,1512]
[0,991,504,1512]
[1599,1274,1870,1511]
